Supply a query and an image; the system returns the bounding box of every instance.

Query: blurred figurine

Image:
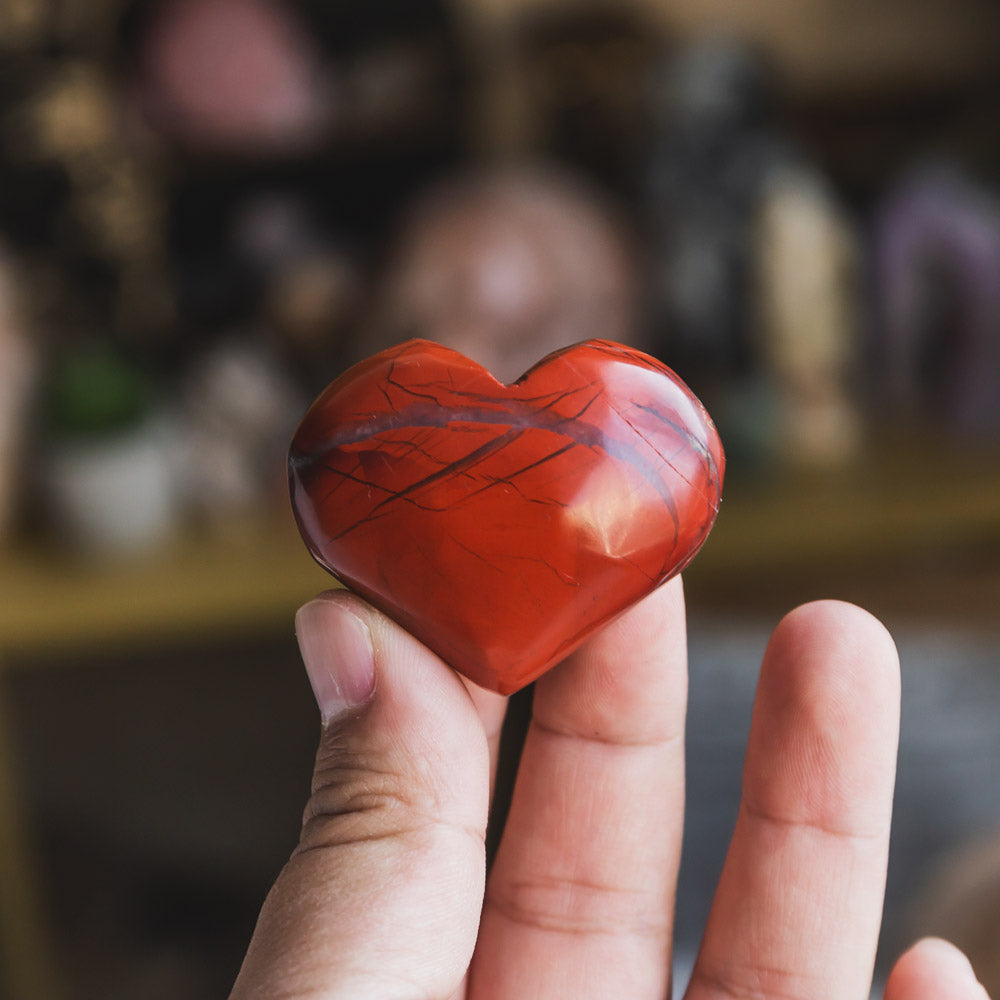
[230,194,364,386]
[643,37,786,381]
[643,37,863,467]
[874,164,1000,440]
[361,162,641,384]
[756,168,863,467]
[173,336,307,524]
[0,247,36,538]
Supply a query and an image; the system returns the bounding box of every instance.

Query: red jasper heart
[289,339,724,694]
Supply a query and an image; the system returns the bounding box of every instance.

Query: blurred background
[1,0,1000,996]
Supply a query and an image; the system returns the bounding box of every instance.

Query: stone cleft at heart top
[288,339,725,694]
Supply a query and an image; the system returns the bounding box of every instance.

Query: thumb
[230,592,491,1000]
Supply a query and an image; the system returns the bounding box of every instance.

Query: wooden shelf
[0,514,332,661]
[684,446,1000,626]
[2,446,998,662]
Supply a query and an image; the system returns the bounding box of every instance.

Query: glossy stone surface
[289,339,724,694]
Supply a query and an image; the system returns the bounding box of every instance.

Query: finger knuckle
[688,958,813,1000]
[298,748,430,852]
[486,873,669,939]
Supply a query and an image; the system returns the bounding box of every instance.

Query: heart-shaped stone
[289,339,724,694]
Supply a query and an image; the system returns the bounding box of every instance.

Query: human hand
[230,579,989,999]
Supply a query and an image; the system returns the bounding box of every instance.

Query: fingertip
[905,936,977,972]
[296,591,492,861]
[296,593,377,723]
[746,599,901,839]
[885,938,990,1000]
[296,590,489,766]
[296,589,452,693]
[764,599,901,723]
[772,599,899,671]
[239,590,491,1000]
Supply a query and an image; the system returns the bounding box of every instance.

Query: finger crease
[530,715,682,753]
[688,955,826,1000]
[296,808,485,857]
[485,876,670,939]
[740,796,887,844]
[687,964,813,1000]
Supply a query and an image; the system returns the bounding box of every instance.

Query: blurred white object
[0,248,37,538]
[44,418,180,557]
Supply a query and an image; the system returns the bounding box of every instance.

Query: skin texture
[230,580,991,999]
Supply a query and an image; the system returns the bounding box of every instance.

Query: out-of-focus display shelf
[1,445,998,662]
[687,444,1000,625]
[706,453,999,573]
[0,515,332,660]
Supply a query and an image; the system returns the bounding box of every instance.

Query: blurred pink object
[365,164,641,384]
[137,0,329,152]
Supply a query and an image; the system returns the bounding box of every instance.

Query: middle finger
[470,577,689,998]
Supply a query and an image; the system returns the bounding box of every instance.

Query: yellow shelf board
[0,515,334,658]
[2,448,998,657]
[696,460,1000,576]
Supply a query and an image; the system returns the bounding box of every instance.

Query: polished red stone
[289,339,724,694]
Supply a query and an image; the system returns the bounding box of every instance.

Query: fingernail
[296,599,376,723]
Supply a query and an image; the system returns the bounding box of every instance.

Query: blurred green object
[43,344,154,439]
